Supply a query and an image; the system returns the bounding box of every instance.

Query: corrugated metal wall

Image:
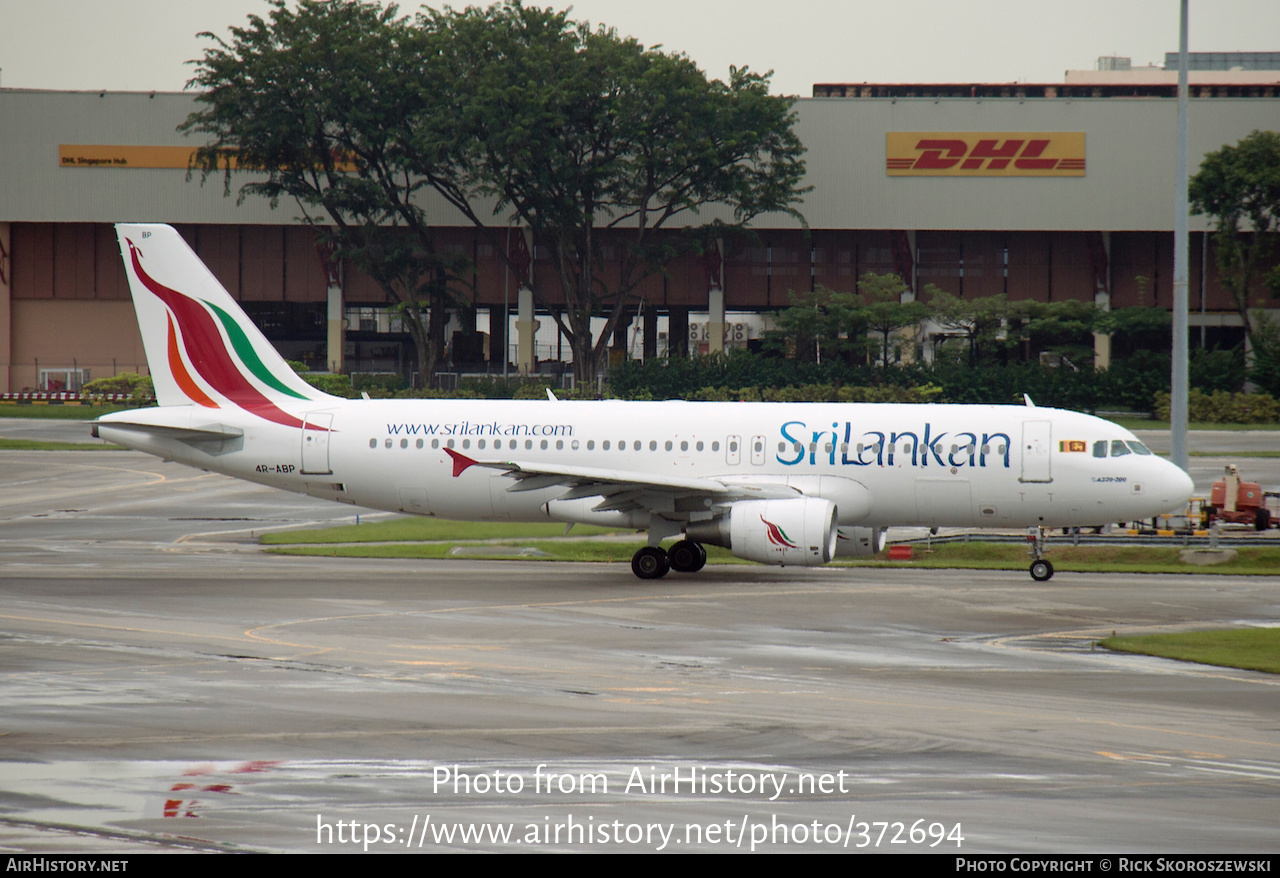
[3,89,1273,231]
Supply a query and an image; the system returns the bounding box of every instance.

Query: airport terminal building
[1,61,1277,391]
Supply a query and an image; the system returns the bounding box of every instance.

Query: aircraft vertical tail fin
[115,223,340,422]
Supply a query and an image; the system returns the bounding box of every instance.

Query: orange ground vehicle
[1205,465,1274,531]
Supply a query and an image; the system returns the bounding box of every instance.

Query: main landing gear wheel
[667,540,707,573]
[631,546,670,579]
[1030,559,1054,582]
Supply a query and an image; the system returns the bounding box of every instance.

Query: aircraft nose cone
[1161,462,1195,508]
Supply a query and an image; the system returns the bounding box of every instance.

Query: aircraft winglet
[444,447,477,478]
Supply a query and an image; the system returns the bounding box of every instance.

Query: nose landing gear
[1028,527,1054,581]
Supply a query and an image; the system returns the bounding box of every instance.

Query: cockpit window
[1110,439,1132,457]
[1093,440,1107,458]
[1126,440,1153,456]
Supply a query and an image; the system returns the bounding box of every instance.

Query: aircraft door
[726,435,741,466]
[750,434,767,466]
[301,413,333,474]
[1020,419,1052,483]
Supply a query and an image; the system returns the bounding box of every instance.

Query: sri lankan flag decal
[887,132,1086,177]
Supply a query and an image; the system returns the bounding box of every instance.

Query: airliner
[94,224,1194,581]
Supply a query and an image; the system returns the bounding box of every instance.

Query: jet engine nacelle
[834,526,887,557]
[687,497,838,567]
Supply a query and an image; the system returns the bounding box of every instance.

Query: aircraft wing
[443,448,799,512]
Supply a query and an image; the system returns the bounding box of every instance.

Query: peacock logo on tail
[125,237,323,430]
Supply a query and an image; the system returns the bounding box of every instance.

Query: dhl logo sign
[886,132,1086,177]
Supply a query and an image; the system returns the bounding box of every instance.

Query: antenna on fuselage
[1023,394,1036,408]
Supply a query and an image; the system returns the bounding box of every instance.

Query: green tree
[430,2,808,383]
[1249,311,1280,398]
[1017,299,1097,368]
[928,291,1016,366]
[1094,305,1171,362]
[856,272,933,368]
[183,0,474,382]
[1189,130,1280,344]
[766,285,864,363]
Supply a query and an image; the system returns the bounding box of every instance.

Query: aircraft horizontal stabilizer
[92,420,245,442]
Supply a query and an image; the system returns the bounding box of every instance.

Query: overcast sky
[2,0,1277,96]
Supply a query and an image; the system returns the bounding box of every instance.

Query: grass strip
[1187,450,1280,458]
[0,439,124,451]
[0,404,138,420]
[261,517,627,544]
[1100,628,1280,674]
[266,540,737,564]
[264,539,1280,575]
[842,542,1280,575]
[1108,417,1280,432]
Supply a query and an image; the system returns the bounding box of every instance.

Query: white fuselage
[97,399,1193,532]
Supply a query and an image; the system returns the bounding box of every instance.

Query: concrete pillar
[516,284,536,374]
[1093,291,1112,370]
[326,279,344,374]
[1093,231,1112,371]
[896,231,919,364]
[707,284,726,354]
[0,223,10,392]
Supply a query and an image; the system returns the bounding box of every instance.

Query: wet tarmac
[0,433,1278,852]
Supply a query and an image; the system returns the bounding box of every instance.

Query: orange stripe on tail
[167,315,219,408]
